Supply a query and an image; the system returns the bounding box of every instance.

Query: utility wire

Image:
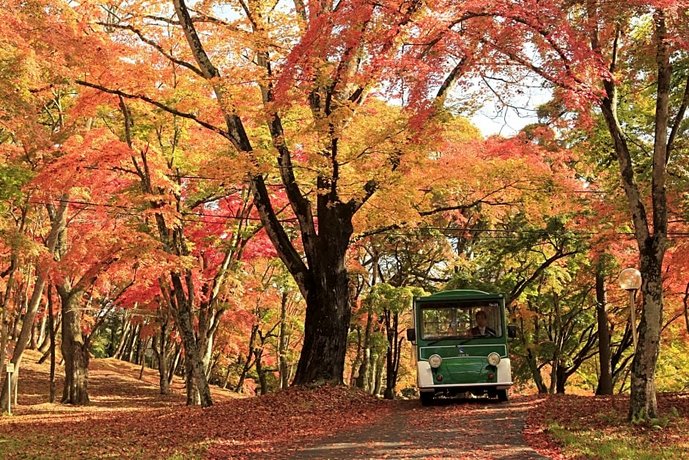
[22,198,689,239]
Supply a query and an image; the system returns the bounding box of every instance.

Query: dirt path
[290,397,548,459]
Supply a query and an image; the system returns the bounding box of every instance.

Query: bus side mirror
[406,328,416,342]
[507,324,518,339]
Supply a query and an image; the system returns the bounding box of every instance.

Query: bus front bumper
[417,358,513,391]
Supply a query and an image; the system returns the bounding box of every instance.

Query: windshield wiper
[455,338,474,346]
[424,337,469,346]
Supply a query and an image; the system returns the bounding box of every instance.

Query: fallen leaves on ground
[525,392,689,459]
[0,352,389,459]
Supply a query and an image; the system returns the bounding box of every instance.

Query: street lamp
[619,268,642,351]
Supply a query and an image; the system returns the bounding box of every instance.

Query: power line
[27,198,296,225]
[22,199,689,239]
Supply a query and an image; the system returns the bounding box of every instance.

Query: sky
[467,78,553,138]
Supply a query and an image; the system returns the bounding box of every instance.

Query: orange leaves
[32,128,136,199]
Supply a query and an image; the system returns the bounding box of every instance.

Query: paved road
[290,397,548,459]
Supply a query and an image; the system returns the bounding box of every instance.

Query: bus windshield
[420,302,502,340]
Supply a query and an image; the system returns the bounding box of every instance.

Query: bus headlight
[428,354,443,369]
[487,352,501,366]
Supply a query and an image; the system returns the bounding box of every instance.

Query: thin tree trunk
[383,310,399,400]
[355,311,373,391]
[168,272,213,407]
[278,292,290,389]
[349,325,362,386]
[373,352,385,396]
[37,313,61,365]
[255,347,268,395]
[125,324,140,363]
[595,10,669,420]
[168,343,181,385]
[48,285,57,403]
[30,309,44,350]
[114,313,132,359]
[138,337,150,380]
[152,319,172,395]
[596,265,613,395]
[0,198,68,411]
[37,310,48,349]
[235,325,258,393]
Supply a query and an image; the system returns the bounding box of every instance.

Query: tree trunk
[254,347,268,395]
[37,313,60,365]
[383,310,401,400]
[125,324,140,363]
[555,365,567,394]
[527,348,548,394]
[292,249,352,385]
[60,290,90,405]
[152,319,172,395]
[349,325,362,386]
[235,325,258,393]
[355,311,373,391]
[30,310,45,350]
[114,313,132,359]
[169,273,213,407]
[629,252,664,419]
[373,352,384,396]
[168,343,182,385]
[0,198,67,411]
[138,337,150,379]
[278,292,291,389]
[48,285,57,403]
[595,266,613,395]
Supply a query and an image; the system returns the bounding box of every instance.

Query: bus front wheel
[420,392,434,406]
[497,389,509,402]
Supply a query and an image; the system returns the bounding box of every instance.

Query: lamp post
[619,268,642,351]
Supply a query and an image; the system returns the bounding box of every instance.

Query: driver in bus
[470,310,496,337]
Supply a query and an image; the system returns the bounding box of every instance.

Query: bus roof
[415,289,504,303]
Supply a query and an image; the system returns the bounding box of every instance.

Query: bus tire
[497,389,509,402]
[420,392,434,406]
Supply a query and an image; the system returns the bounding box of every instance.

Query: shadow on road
[291,397,548,459]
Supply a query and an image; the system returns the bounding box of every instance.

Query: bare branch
[76,80,232,141]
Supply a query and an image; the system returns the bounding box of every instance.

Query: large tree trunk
[595,265,613,395]
[629,252,664,419]
[60,290,90,405]
[293,271,351,385]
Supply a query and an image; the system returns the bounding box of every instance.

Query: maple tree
[471,0,689,420]
[2,0,689,432]
[71,0,495,388]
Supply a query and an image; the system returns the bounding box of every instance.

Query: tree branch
[98,22,205,77]
[77,80,231,140]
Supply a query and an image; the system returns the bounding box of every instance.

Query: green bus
[406,289,516,405]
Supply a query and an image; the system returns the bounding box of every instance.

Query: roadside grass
[526,393,689,459]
